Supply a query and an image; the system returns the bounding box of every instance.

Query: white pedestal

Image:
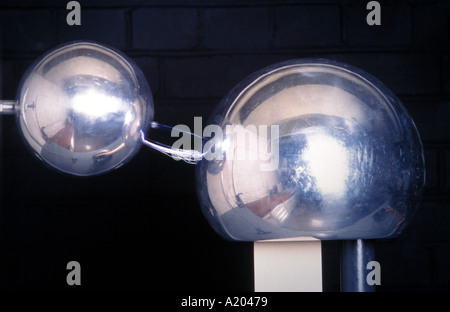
[254,237,322,292]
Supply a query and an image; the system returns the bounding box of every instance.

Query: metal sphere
[196,59,425,241]
[16,41,154,176]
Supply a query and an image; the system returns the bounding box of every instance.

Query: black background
[0,0,449,292]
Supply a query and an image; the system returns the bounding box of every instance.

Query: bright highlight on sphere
[302,132,349,196]
[196,59,425,241]
[16,41,154,176]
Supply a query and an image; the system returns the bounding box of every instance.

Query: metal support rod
[0,100,18,115]
[340,239,376,292]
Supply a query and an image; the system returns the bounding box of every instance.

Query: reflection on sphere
[16,41,154,176]
[196,59,425,241]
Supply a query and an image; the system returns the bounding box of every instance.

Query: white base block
[254,238,322,292]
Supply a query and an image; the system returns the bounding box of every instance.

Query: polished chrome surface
[0,100,18,115]
[16,41,154,176]
[196,59,425,241]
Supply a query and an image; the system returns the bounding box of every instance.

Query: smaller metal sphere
[16,41,154,176]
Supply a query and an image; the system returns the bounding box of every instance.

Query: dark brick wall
[1,0,449,292]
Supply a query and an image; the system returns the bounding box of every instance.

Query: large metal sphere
[16,41,154,176]
[196,59,425,241]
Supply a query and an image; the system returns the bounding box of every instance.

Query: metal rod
[0,100,18,115]
[340,239,376,292]
[139,130,206,164]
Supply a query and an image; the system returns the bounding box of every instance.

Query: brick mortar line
[0,1,364,10]
[3,48,448,58]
